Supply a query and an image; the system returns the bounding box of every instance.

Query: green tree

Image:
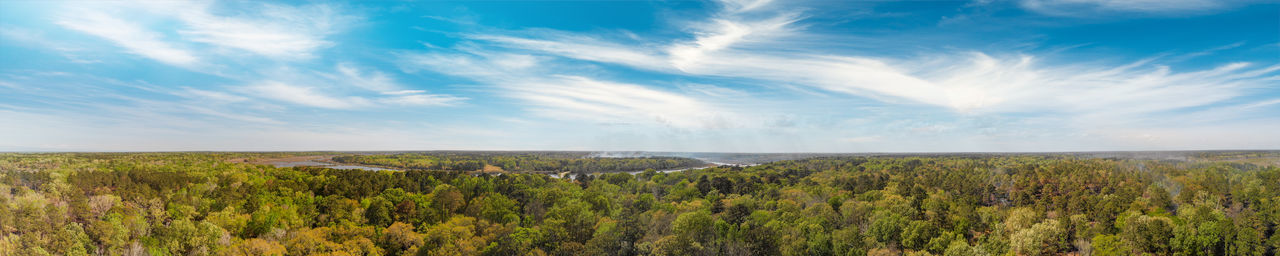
[1121,215,1173,254]
[544,200,598,244]
[469,193,519,224]
[1010,220,1063,256]
[1091,234,1129,256]
[432,184,465,217]
[869,210,907,245]
[943,240,976,256]
[901,220,939,250]
[380,222,424,256]
[365,198,394,228]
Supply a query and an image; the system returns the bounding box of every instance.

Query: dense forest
[1,152,1278,255]
[331,152,707,173]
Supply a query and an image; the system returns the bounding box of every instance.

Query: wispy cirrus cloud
[54,1,355,65]
[470,33,672,72]
[44,1,462,113]
[0,27,102,64]
[240,64,465,110]
[56,10,198,66]
[382,93,467,107]
[4,0,1276,151]
[464,0,1278,119]
[401,51,736,129]
[718,0,776,14]
[240,81,367,109]
[0,66,464,151]
[176,87,250,103]
[332,63,399,92]
[668,14,802,71]
[1016,0,1262,17]
[510,75,731,129]
[0,72,282,128]
[402,0,1279,150]
[167,2,356,60]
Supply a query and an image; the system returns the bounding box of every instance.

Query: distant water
[327,165,397,171]
[270,160,331,167]
[267,161,396,171]
[549,165,718,179]
[588,151,824,165]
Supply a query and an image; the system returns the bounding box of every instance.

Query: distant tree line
[332,152,706,173]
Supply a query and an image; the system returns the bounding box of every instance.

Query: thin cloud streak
[512,76,731,130]
[401,52,738,130]
[240,81,367,109]
[171,2,353,59]
[55,1,356,63]
[1019,0,1228,16]
[238,79,464,110]
[49,1,464,112]
[56,10,198,66]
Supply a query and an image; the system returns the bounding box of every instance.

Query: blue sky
[0,0,1277,152]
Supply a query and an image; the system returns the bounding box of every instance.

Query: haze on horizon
[1,0,1278,152]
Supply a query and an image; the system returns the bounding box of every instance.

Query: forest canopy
[1,152,1278,255]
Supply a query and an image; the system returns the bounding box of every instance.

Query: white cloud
[669,14,801,70]
[15,0,1277,152]
[401,51,541,77]
[183,105,281,124]
[1019,0,1230,16]
[511,76,731,129]
[428,0,1280,150]
[679,83,749,98]
[0,72,285,134]
[323,63,467,106]
[717,0,775,14]
[241,81,367,109]
[56,10,198,66]
[384,93,466,107]
[464,3,1278,119]
[472,33,673,72]
[333,63,399,92]
[177,87,249,103]
[402,52,735,129]
[1240,99,1280,109]
[382,90,427,95]
[239,74,464,109]
[908,55,1276,115]
[0,27,102,64]
[172,2,353,59]
[240,80,466,109]
[54,1,354,64]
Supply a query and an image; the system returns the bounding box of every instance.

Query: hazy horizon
[4,149,1277,155]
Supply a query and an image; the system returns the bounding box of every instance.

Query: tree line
[332,152,706,173]
[1,152,1277,255]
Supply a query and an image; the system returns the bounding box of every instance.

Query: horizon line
[3,149,1278,154]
